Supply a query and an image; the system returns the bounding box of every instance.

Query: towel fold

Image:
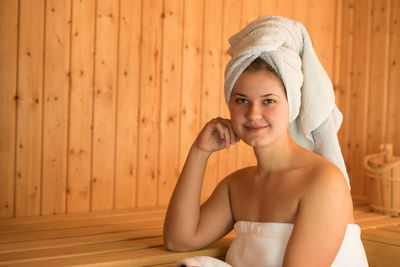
[176,256,232,267]
[224,16,350,188]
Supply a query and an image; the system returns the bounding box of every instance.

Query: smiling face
[229,70,289,148]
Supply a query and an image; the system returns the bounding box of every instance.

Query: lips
[244,125,269,131]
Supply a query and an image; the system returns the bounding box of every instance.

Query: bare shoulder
[304,155,350,196]
[299,153,354,222]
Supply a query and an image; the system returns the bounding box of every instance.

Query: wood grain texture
[387,0,400,155]
[114,0,142,209]
[136,0,163,207]
[0,0,18,217]
[91,0,119,211]
[41,0,71,215]
[179,0,204,173]
[67,0,96,213]
[1,0,398,216]
[366,0,391,155]
[158,0,184,205]
[346,0,372,196]
[15,0,45,217]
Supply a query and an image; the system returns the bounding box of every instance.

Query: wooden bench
[0,200,399,266]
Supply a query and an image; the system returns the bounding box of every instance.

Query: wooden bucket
[364,144,400,216]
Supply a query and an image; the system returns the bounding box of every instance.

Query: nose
[246,103,262,121]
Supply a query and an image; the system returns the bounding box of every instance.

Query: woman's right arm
[163,118,238,251]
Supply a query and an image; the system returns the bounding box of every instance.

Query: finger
[218,118,237,145]
[214,121,226,141]
[223,126,231,149]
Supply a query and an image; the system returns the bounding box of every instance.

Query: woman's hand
[193,117,240,152]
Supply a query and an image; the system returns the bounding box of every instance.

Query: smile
[244,125,269,132]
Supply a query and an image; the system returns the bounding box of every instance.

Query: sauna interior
[0,0,399,219]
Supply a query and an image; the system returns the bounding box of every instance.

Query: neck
[253,133,300,175]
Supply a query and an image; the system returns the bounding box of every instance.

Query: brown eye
[235,98,248,104]
[263,99,275,104]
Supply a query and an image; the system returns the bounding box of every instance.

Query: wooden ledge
[0,201,399,266]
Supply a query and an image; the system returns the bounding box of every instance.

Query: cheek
[266,106,289,124]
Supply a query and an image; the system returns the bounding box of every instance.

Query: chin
[241,137,271,148]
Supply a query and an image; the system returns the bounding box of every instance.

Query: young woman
[164,16,368,267]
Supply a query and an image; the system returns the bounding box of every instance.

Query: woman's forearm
[163,145,211,250]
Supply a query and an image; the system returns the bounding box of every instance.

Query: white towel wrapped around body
[224,15,350,188]
[176,222,368,267]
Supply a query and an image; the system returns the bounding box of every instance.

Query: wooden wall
[337,0,400,197]
[0,0,398,218]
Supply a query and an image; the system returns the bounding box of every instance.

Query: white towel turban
[224,16,350,189]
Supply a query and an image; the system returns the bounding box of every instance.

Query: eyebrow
[232,93,278,97]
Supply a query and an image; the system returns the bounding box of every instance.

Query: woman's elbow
[163,233,201,252]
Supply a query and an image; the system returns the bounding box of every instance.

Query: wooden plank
[366,0,391,155]
[346,0,372,197]
[276,0,295,19]
[242,0,260,26]
[8,237,233,267]
[386,1,400,156]
[354,211,390,222]
[136,0,163,207]
[218,0,242,180]
[259,0,278,17]
[15,0,45,217]
[307,0,336,78]
[362,239,400,267]
[0,218,164,244]
[379,224,400,233]
[114,0,142,210]
[332,0,343,108]
[90,0,119,211]
[0,212,165,234]
[292,0,309,26]
[336,0,354,163]
[0,228,162,254]
[0,237,164,265]
[200,0,224,201]
[158,0,184,206]
[0,0,18,218]
[0,206,166,225]
[67,0,96,213]
[41,0,71,216]
[357,216,400,230]
[179,0,203,173]
[362,228,400,246]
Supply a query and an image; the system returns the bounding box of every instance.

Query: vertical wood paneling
[277,0,296,19]
[158,0,184,205]
[179,0,203,173]
[2,0,397,217]
[260,0,278,16]
[366,0,391,155]
[114,0,142,209]
[337,0,354,161]
[136,0,163,207]
[346,0,372,196]
[91,0,119,211]
[15,0,45,217]
[0,0,18,217]
[67,0,96,213]
[387,0,400,155]
[307,0,336,77]
[41,0,71,215]
[201,0,223,201]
